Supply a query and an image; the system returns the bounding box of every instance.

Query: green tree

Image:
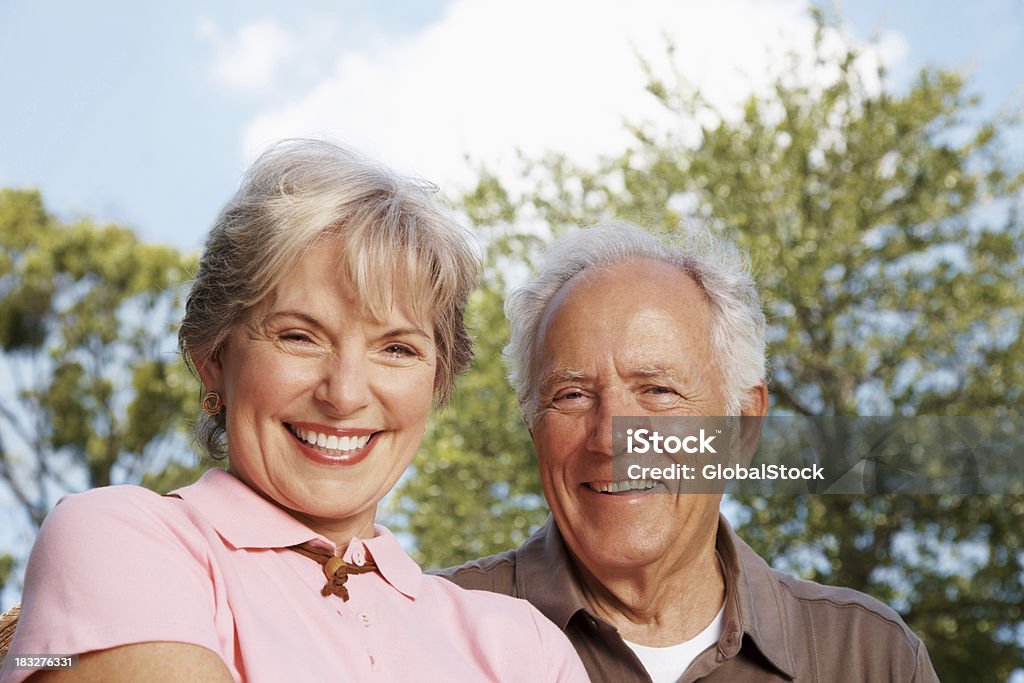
[401,14,1024,681]
[0,553,12,595]
[391,182,549,567]
[0,188,204,533]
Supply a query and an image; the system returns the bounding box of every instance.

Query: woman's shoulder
[422,573,558,636]
[421,575,588,680]
[32,481,218,577]
[52,482,168,511]
[424,572,527,605]
[42,483,198,538]
[11,484,229,681]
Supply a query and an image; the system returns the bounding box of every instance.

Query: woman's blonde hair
[179,139,480,458]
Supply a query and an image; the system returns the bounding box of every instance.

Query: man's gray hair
[504,221,767,426]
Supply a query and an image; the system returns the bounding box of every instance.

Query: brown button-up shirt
[438,516,939,682]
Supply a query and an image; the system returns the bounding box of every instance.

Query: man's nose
[314,352,371,416]
[585,393,626,457]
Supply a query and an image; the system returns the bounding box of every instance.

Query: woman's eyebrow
[260,310,322,328]
[260,312,432,342]
[382,326,433,341]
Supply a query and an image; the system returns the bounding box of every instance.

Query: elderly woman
[1,140,588,682]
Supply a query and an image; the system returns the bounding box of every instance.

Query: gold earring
[202,391,223,415]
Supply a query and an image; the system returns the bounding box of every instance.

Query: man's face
[530,259,736,575]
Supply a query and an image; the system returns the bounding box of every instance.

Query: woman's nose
[314,353,371,416]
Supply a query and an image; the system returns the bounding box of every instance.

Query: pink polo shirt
[2,470,588,682]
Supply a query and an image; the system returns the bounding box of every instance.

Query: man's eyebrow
[540,368,587,390]
[631,366,682,380]
[634,366,675,376]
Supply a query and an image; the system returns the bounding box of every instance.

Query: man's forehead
[538,363,686,389]
[545,259,703,315]
[531,260,715,388]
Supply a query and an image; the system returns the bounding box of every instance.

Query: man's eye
[555,391,585,402]
[644,386,679,399]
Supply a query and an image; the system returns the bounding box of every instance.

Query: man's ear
[736,382,768,466]
[523,415,534,440]
[741,382,769,418]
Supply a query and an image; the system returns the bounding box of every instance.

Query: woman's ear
[194,352,223,392]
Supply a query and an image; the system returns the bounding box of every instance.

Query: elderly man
[442,222,938,682]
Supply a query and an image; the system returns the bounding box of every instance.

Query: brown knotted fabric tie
[289,541,378,602]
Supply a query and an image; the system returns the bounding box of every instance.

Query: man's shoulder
[770,565,929,671]
[729,527,921,647]
[772,569,918,639]
[432,548,520,597]
[770,570,937,680]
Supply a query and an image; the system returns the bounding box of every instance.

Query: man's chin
[555,494,720,576]
[565,526,680,574]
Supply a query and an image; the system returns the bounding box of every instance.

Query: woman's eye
[554,390,585,402]
[384,343,417,358]
[280,332,313,343]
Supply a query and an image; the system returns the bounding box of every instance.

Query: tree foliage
[0,189,202,531]
[0,553,12,596]
[391,194,549,567]
[399,14,1024,681]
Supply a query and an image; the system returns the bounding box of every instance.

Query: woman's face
[200,243,436,542]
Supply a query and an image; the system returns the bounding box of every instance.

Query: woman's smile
[286,422,378,466]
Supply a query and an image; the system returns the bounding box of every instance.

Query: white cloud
[238,0,908,192]
[198,17,298,93]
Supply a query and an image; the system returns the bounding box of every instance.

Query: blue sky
[1,0,1021,252]
[1,4,1023,652]
[0,1,448,250]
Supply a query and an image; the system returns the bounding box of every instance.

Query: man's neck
[574,526,725,647]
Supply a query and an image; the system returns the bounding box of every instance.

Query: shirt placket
[340,544,382,675]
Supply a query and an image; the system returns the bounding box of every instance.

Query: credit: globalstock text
[624,428,824,482]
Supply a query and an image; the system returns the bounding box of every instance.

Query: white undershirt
[623,604,726,683]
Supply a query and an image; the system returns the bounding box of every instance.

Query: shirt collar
[514,517,596,629]
[517,513,797,679]
[713,516,797,678]
[358,527,422,599]
[171,469,422,599]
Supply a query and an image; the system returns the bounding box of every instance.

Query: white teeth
[589,480,657,494]
[291,426,372,453]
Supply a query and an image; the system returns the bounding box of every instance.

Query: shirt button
[352,549,367,566]
[360,612,371,627]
